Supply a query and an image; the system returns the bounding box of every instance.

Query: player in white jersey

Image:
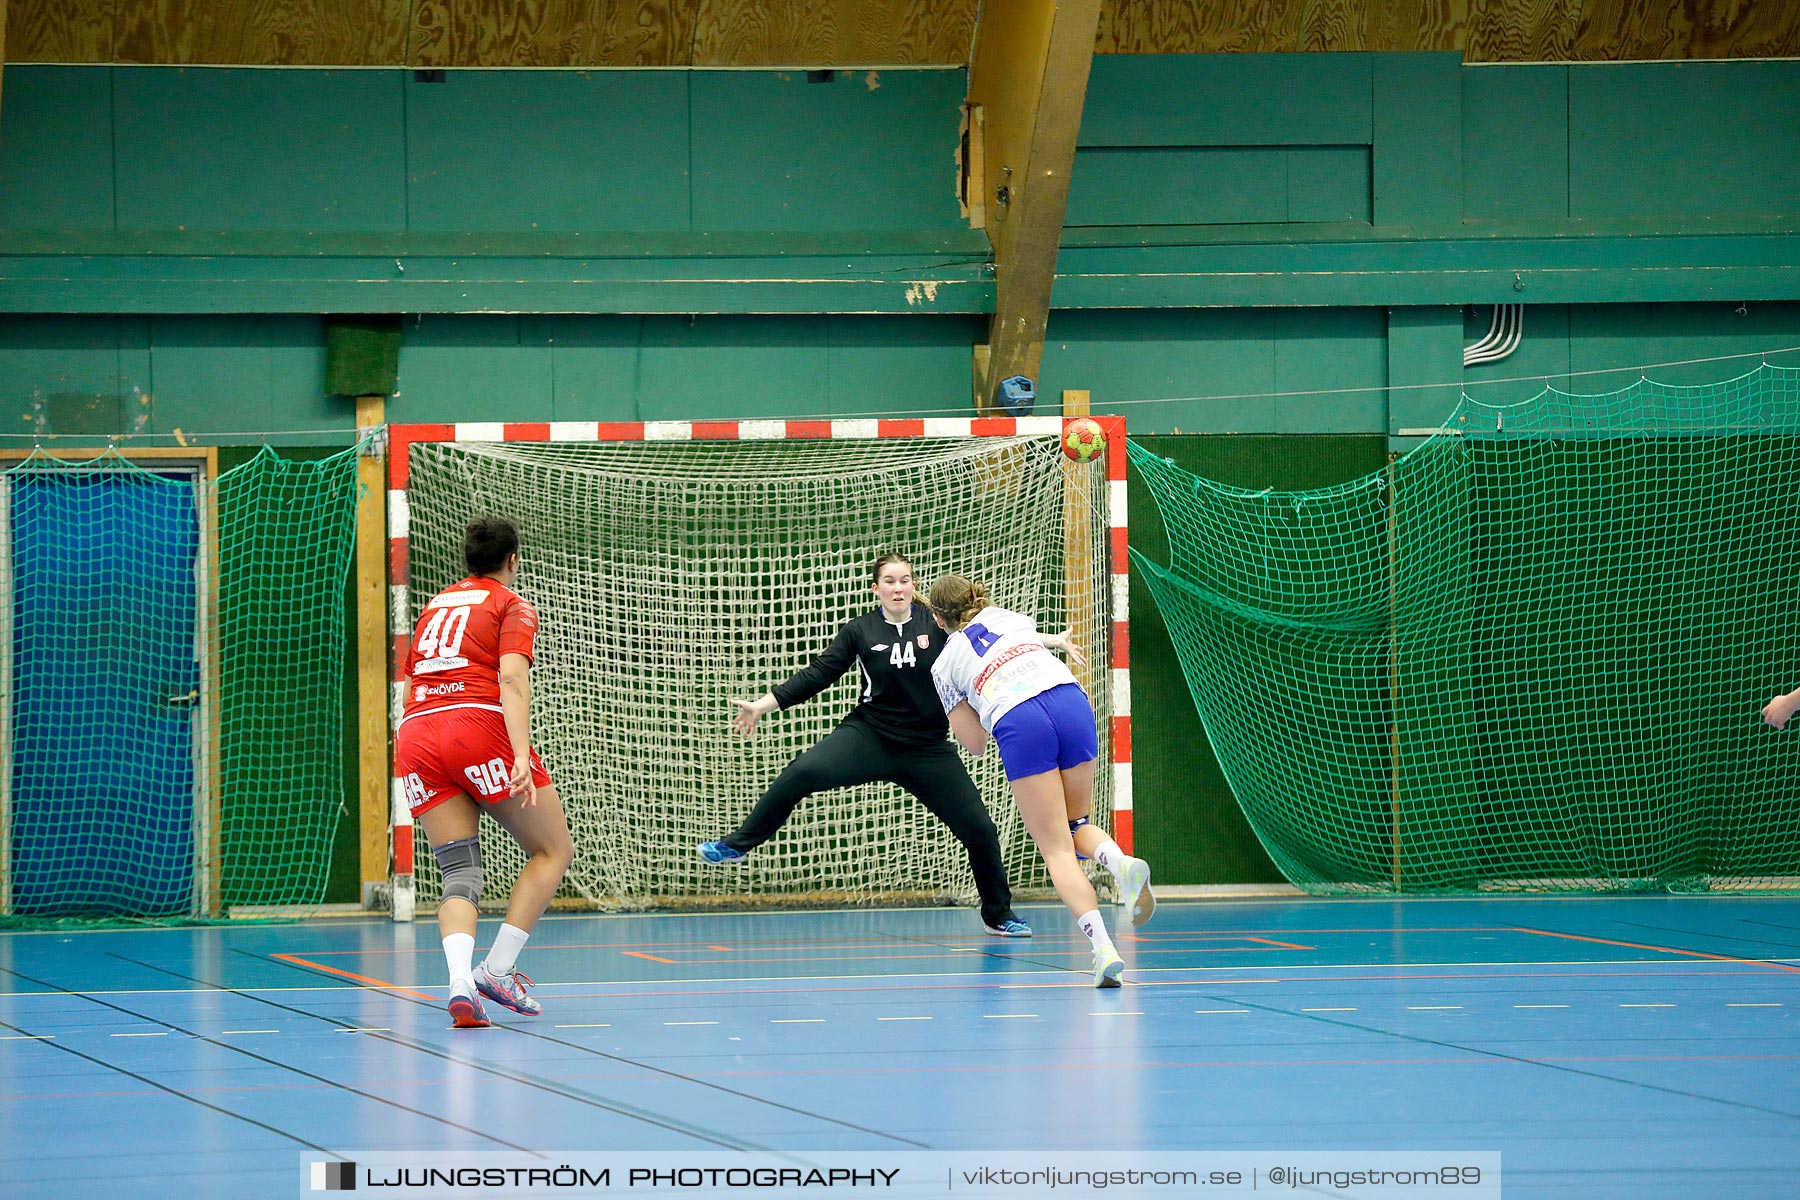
[928,575,1154,987]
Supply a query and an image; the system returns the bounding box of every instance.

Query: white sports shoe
[474,960,542,1017]
[1093,946,1125,988]
[1118,856,1156,927]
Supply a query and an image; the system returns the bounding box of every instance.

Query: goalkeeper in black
[698,553,1030,936]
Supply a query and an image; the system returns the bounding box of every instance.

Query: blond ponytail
[927,575,991,630]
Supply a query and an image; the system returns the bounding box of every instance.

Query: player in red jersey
[393,517,574,1027]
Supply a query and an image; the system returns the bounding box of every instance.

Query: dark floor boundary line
[1190,987,1800,1123]
[237,948,928,1149]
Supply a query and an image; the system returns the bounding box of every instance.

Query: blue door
[7,468,202,917]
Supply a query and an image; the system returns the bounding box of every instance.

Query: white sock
[486,923,530,976]
[1076,909,1115,955]
[442,932,475,990]
[1090,837,1129,881]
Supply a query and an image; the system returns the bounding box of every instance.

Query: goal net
[2,446,361,924]
[1131,364,1800,895]
[396,424,1122,913]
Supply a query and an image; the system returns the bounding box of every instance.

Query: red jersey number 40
[418,606,472,659]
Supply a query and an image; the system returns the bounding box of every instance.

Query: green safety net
[1131,364,1800,894]
[2,445,362,925]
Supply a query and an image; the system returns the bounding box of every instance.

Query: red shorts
[394,706,553,816]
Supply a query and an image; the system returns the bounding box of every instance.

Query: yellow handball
[1062,417,1107,463]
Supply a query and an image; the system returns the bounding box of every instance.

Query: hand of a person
[1764,695,1795,730]
[732,694,777,736]
[509,755,538,805]
[1050,629,1086,668]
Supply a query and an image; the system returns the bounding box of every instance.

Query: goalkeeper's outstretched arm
[732,622,858,735]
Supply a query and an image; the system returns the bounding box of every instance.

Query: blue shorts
[991,683,1099,781]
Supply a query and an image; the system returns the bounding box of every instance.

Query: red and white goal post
[384,416,1128,920]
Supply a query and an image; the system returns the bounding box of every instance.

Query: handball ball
[1063,417,1107,463]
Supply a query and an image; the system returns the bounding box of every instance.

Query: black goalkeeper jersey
[771,605,949,749]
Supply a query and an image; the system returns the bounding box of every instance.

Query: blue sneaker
[698,839,748,864]
[983,916,1032,938]
[474,961,541,1017]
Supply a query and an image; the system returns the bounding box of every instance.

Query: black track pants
[727,720,1016,925]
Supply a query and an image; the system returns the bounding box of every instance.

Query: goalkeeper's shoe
[983,916,1032,938]
[474,962,542,1017]
[448,982,490,1028]
[1118,856,1157,928]
[1092,946,1125,989]
[698,839,748,864]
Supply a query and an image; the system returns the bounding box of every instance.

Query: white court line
[0,984,478,998]
[998,977,1288,991]
[7,956,1789,999]
[0,1034,54,1040]
[562,957,1800,988]
[584,956,1800,988]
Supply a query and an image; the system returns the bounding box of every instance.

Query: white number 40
[418,606,472,659]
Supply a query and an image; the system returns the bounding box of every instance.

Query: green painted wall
[1568,62,1800,221]
[0,316,345,445]
[1067,147,1371,226]
[4,57,1796,314]
[0,67,968,237]
[1078,55,1800,231]
[393,314,991,424]
[1464,303,1800,406]
[3,305,1798,443]
[1040,309,1391,434]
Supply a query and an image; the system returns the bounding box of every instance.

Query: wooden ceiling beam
[5,1,1798,66]
[965,0,1103,412]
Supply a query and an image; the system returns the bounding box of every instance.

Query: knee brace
[433,835,484,909]
[1068,815,1091,860]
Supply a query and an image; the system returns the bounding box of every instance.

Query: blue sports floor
[2,895,1797,1198]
